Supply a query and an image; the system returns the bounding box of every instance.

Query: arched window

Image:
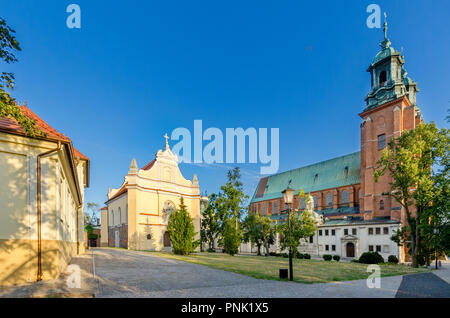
[380,200,384,210]
[358,189,362,200]
[110,210,114,226]
[344,166,349,178]
[162,201,175,223]
[262,204,266,216]
[273,202,277,214]
[313,196,318,208]
[326,193,332,207]
[342,190,349,204]
[118,207,122,224]
[379,70,387,85]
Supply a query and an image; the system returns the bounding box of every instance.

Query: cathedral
[249,20,422,262]
[100,135,203,251]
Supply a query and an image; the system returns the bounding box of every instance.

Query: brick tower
[359,16,422,226]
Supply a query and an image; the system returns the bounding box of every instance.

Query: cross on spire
[383,12,388,40]
[164,133,170,150]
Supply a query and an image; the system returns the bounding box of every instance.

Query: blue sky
[2,1,449,214]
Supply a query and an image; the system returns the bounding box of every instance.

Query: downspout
[37,141,61,281]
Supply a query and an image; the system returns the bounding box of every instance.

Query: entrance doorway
[346,242,355,257]
[163,231,171,247]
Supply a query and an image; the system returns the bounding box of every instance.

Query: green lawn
[149,252,429,284]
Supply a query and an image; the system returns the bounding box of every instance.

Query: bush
[282,253,289,258]
[303,253,311,259]
[388,255,399,264]
[223,219,241,256]
[207,248,216,253]
[167,198,197,255]
[333,255,340,262]
[358,252,384,264]
[296,253,304,259]
[323,254,332,261]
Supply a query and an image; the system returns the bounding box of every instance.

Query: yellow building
[102,135,201,251]
[0,105,89,286]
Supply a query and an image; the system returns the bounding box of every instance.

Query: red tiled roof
[142,159,155,170]
[0,104,89,160]
[100,206,108,211]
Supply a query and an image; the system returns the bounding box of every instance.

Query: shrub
[333,255,340,262]
[303,253,311,259]
[207,248,216,253]
[358,252,384,264]
[323,254,332,261]
[296,253,304,259]
[282,253,289,258]
[223,219,241,256]
[167,197,197,255]
[388,255,399,264]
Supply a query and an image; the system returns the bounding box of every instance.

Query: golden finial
[164,133,170,150]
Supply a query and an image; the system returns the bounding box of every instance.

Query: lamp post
[282,187,295,281]
[433,226,439,270]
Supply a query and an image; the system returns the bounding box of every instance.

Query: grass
[148,252,429,284]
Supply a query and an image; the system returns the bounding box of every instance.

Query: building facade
[249,22,421,262]
[101,137,202,251]
[0,105,89,285]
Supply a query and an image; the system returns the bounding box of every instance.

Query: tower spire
[380,12,391,49]
[164,133,170,150]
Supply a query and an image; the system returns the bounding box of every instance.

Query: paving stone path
[1,248,449,298]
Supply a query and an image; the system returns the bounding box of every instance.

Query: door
[346,242,355,257]
[115,231,120,247]
[163,231,171,247]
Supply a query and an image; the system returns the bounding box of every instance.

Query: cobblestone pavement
[2,248,449,298]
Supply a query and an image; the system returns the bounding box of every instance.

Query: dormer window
[344,166,349,177]
[314,174,318,182]
[379,70,387,86]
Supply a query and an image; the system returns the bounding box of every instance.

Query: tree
[0,17,39,136]
[222,218,241,256]
[85,202,100,225]
[167,197,197,255]
[200,194,220,251]
[215,167,249,231]
[242,213,275,256]
[278,190,318,257]
[374,122,449,267]
[242,213,263,255]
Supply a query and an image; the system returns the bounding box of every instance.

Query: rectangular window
[383,227,389,235]
[344,229,348,235]
[352,228,357,235]
[383,245,390,253]
[376,245,381,252]
[325,229,329,236]
[376,227,381,235]
[325,245,329,251]
[369,245,374,252]
[332,245,336,251]
[262,204,266,216]
[369,228,373,235]
[378,134,386,150]
[309,236,314,243]
[273,202,277,214]
[331,229,335,236]
[319,230,322,236]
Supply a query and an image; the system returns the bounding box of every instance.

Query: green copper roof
[251,151,361,203]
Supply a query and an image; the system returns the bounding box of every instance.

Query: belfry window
[379,70,387,86]
[378,134,386,150]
